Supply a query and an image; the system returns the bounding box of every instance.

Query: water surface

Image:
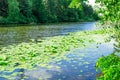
[0,22,114,80]
[0,22,96,46]
[0,42,114,80]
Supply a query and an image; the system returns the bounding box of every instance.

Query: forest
[0,0,98,24]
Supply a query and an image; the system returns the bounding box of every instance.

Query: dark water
[0,22,96,46]
[0,22,115,80]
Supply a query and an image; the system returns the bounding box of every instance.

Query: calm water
[0,42,114,80]
[0,22,115,80]
[0,22,96,46]
[22,42,114,80]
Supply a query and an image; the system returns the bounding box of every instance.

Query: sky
[88,0,95,6]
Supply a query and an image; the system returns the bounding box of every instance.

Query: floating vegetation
[0,29,109,72]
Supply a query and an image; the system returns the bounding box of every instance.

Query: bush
[0,16,9,24]
[96,54,120,80]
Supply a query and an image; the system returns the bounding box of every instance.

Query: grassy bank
[0,29,110,72]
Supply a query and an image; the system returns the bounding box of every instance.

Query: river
[0,22,115,80]
[0,22,96,46]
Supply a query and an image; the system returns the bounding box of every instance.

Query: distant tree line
[0,0,99,24]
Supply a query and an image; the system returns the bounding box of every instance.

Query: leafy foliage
[96,54,120,80]
[0,0,8,17]
[7,0,21,23]
[19,0,36,23]
[32,0,47,23]
[95,0,120,79]
[96,0,120,28]
[0,0,98,24]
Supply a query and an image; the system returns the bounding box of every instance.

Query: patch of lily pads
[0,29,110,72]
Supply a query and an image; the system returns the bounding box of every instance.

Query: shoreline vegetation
[0,0,99,25]
[0,28,110,72]
[96,28,120,80]
[0,21,95,27]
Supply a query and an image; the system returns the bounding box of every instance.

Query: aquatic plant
[0,29,109,72]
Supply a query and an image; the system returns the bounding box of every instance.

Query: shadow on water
[0,41,115,80]
[0,22,96,46]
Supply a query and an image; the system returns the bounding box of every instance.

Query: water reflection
[0,41,114,80]
[0,22,96,46]
[24,42,114,80]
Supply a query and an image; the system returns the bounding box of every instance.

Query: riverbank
[0,28,110,71]
[0,20,96,27]
[96,28,120,80]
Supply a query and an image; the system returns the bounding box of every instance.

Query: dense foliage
[95,0,120,80]
[96,29,120,80]
[96,0,120,28]
[0,0,98,24]
[96,53,120,80]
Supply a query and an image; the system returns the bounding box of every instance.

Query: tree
[33,0,47,23]
[19,0,36,23]
[0,0,8,17]
[45,0,58,22]
[0,0,97,24]
[96,0,120,28]
[95,1,120,79]
[96,0,120,47]
[7,0,21,23]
